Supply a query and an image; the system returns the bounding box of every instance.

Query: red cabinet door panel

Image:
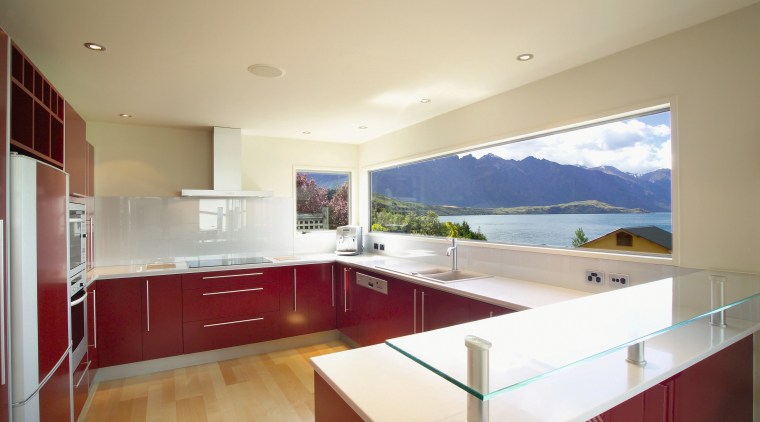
[182,267,286,290]
[308,264,337,333]
[142,275,183,360]
[96,279,143,367]
[672,336,752,422]
[72,355,89,421]
[421,287,471,332]
[38,356,70,422]
[35,162,69,379]
[183,280,279,322]
[183,312,278,354]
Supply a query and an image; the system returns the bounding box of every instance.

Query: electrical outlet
[379,244,385,251]
[609,273,630,288]
[585,270,605,285]
[373,243,379,250]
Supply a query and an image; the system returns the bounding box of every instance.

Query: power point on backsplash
[373,243,379,250]
[379,244,385,251]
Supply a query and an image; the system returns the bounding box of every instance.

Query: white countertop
[88,253,588,311]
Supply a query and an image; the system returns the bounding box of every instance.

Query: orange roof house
[580,226,672,254]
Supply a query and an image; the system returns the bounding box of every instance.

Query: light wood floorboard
[82,341,349,422]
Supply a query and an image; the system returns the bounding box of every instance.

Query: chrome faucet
[446,238,458,271]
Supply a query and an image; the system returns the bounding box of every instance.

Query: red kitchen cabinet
[142,275,183,360]
[64,103,87,196]
[592,336,752,421]
[97,277,143,366]
[182,267,284,353]
[336,267,415,346]
[671,335,752,421]
[469,299,515,321]
[97,274,183,367]
[38,355,71,422]
[72,352,90,421]
[281,263,336,338]
[280,266,306,337]
[308,263,337,333]
[184,313,279,354]
[336,264,356,340]
[417,287,472,332]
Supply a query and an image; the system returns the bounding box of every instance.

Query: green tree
[572,227,589,247]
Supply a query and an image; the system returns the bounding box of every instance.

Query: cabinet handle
[421,291,426,332]
[293,268,297,312]
[331,265,335,308]
[92,290,97,348]
[413,289,417,334]
[343,268,350,312]
[74,360,92,389]
[203,317,264,328]
[70,291,88,307]
[146,280,150,332]
[202,287,263,296]
[202,272,263,280]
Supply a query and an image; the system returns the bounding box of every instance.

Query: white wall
[359,4,760,274]
[87,122,213,197]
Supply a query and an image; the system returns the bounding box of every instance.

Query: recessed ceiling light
[516,53,534,61]
[302,131,311,134]
[247,64,285,78]
[84,42,106,51]
[119,113,132,118]
[358,126,368,130]
[420,99,431,103]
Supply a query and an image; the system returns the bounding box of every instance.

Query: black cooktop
[186,256,272,269]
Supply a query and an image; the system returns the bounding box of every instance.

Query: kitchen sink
[376,264,491,284]
[415,269,491,283]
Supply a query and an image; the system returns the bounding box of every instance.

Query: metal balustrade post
[709,275,727,328]
[465,335,492,422]
[626,341,646,366]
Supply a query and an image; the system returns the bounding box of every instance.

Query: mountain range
[370,154,671,212]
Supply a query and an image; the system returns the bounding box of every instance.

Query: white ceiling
[1,0,757,143]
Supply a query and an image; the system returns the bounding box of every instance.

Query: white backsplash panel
[95,196,299,266]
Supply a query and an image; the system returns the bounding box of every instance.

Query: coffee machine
[335,225,363,255]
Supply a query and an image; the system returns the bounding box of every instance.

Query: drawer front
[182,266,288,290]
[183,312,278,354]
[183,280,279,322]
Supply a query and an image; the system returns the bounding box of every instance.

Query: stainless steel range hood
[181,127,272,198]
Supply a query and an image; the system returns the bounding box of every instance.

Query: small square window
[296,171,350,231]
[616,232,633,247]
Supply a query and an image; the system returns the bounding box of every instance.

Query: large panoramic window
[370,107,673,255]
[296,170,350,231]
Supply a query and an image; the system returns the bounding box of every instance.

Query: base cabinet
[337,265,514,346]
[593,336,752,422]
[97,275,182,366]
[281,263,336,338]
[181,267,284,354]
[142,276,183,360]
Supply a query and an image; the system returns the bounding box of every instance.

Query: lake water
[438,213,672,248]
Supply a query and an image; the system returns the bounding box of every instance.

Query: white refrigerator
[9,154,72,421]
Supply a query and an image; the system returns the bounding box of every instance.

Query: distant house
[580,226,672,254]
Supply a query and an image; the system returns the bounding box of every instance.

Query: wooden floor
[82,341,349,422]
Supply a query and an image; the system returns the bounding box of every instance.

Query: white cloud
[468,114,671,174]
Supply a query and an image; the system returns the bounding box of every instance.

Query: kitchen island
[311,269,760,421]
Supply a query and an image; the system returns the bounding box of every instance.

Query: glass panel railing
[385,268,760,401]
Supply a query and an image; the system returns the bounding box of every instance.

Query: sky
[466,110,671,175]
